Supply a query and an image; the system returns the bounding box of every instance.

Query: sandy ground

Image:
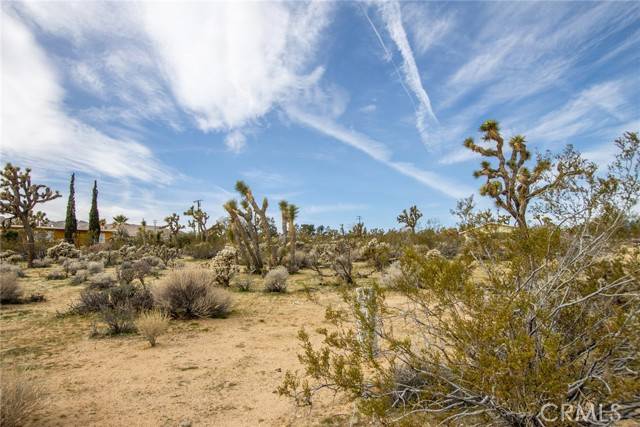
[0,262,364,427]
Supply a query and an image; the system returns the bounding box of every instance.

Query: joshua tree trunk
[288,217,296,272]
[23,219,35,267]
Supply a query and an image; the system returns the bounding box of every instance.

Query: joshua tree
[463,120,586,230]
[350,221,366,236]
[396,205,422,233]
[184,204,209,241]
[279,200,289,244]
[224,199,263,273]
[88,180,100,244]
[0,163,61,266]
[112,214,129,238]
[287,203,299,272]
[164,213,184,242]
[31,211,50,227]
[64,173,77,243]
[235,181,277,268]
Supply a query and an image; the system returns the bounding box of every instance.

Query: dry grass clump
[234,277,253,292]
[379,261,403,289]
[31,257,53,268]
[46,269,66,280]
[263,266,289,293]
[88,273,116,289]
[154,269,232,319]
[135,310,170,347]
[0,369,43,427]
[0,272,22,304]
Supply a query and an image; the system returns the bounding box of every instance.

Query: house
[9,220,115,244]
[2,217,168,246]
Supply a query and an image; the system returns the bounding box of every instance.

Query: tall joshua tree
[279,200,289,244]
[164,213,184,243]
[224,199,262,273]
[0,163,61,266]
[184,204,209,241]
[235,181,276,268]
[397,205,422,233]
[112,214,129,239]
[88,180,100,244]
[287,203,299,272]
[463,120,586,230]
[64,173,77,243]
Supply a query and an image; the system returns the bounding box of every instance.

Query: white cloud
[359,104,377,114]
[438,149,479,165]
[286,107,390,161]
[224,130,247,153]
[376,1,439,148]
[525,79,636,142]
[402,3,454,56]
[241,170,288,188]
[0,10,171,183]
[443,2,640,111]
[287,108,471,199]
[141,2,332,133]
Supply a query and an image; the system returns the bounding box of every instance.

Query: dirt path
[1,266,355,426]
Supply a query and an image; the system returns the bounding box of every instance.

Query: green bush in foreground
[279,129,640,425]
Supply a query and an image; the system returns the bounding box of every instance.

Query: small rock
[275,368,282,372]
[179,420,192,427]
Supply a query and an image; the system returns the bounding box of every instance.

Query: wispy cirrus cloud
[443,2,640,111]
[286,107,471,199]
[525,78,638,143]
[364,1,439,148]
[402,3,454,56]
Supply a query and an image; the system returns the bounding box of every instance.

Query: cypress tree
[64,173,77,244]
[88,180,100,244]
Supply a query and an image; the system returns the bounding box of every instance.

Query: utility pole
[356,215,362,225]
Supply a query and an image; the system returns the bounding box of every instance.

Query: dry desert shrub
[136,310,169,347]
[263,266,288,293]
[234,277,253,292]
[154,269,232,319]
[0,272,22,304]
[88,272,116,289]
[63,259,87,276]
[46,269,66,280]
[86,261,104,275]
[0,262,25,278]
[379,261,403,289]
[0,369,43,427]
[70,269,88,285]
[69,283,153,315]
[31,257,53,268]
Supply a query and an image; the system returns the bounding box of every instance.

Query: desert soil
[0,261,370,427]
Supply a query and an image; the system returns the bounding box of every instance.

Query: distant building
[3,218,168,245]
[8,220,115,244]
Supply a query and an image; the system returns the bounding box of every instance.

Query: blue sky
[1,1,639,229]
